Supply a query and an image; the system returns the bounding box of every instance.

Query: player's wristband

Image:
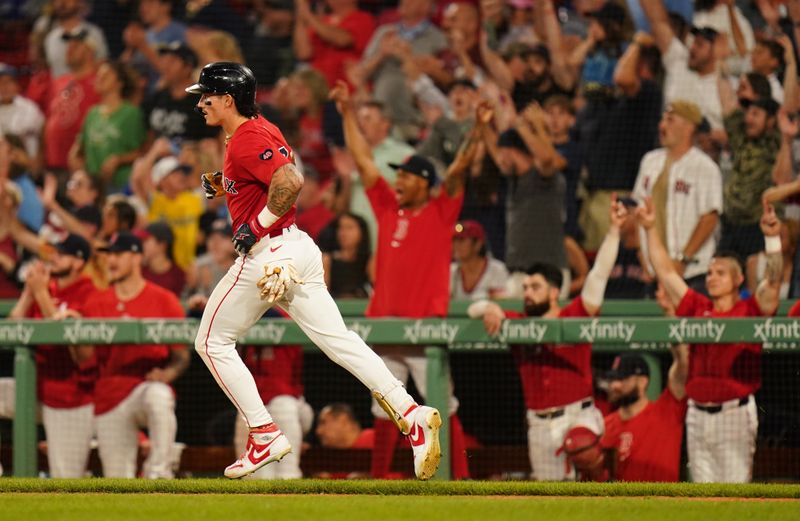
[765,235,782,254]
[249,207,281,237]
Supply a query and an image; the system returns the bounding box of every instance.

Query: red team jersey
[365,177,464,318]
[223,116,295,233]
[676,289,764,403]
[30,276,97,409]
[243,345,304,404]
[506,297,594,410]
[81,282,186,414]
[601,389,687,482]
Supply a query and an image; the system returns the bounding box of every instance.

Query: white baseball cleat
[224,423,292,479]
[408,405,442,480]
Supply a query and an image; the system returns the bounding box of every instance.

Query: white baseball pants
[95,381,177,479]
[234,395,314,479]
[195,226,414,430]
[526,398,605,481]
[687,395,758,483]
[0,377,93,478]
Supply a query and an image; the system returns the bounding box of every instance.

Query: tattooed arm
[267,163,305,217]
[755,203,783,315]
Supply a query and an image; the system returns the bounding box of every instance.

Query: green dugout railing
[3,316,800,479]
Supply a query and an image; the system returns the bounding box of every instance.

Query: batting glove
[201,171,225,199]
[232,223,258,255]
[257,263,304,302]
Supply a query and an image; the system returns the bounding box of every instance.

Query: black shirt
[143,89,220,142]
[579,80,662,190]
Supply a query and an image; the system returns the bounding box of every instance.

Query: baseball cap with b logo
[98,232,143,254]
[606,353,650,380]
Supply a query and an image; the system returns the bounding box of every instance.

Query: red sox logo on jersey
[674,179,691,195]
[618,431,633,461]
[223,174,238,195]
[390,217,409,248]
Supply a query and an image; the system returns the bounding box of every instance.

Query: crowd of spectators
[1,0,800,481]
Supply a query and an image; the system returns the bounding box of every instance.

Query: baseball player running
[637,197,781,483]
[188,62,441,480]
[469,197,628,480]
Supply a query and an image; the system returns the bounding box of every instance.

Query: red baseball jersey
[81,282,186,415]
[601,388,687,482]
[507,297,594,410]
[365,176,464,318]
[30,276,98,409]
[676,289,764,402]
[223,116,295,234]
[243,345,304,404]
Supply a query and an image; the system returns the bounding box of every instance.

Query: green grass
[0,494,797,521]
[1,479,799,498]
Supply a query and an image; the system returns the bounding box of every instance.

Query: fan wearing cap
[469,196,629,481]
[636,193,781,483]
[717,73,782,259]
[143,42,219,142]
[43,27,101,173]
[135,155,203,271]
[590,346,688,482]
[640,0,724,130]
[693,0,756,74]
[77,231,189,478]
[5,234,98,477]
[632,99,723,290]
[188,64,447,481]
[333,80,485,480]
[450,220,508,300]
[43,0,109,78]
[68,60,145,192]
[139,221,186,297]
[0,64,45,160]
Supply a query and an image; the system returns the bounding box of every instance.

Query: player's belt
[534,399,593,420]
[692,396,749,414]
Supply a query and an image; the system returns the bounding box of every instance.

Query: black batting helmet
[186,62,258,117]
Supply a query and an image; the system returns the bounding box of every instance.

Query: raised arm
[614,33,655,97]
[724,0,747,56]
[772,109,798,185]
[515,104,566,177]
[537,0,575,90]
[755,203,783,315]
[296,0,355,48]
[581,195,625,315]
[330,80,381,188]
[667,343,689,400]
[479,31,514,92]
[639,0,677,54]
[718,74,739,117]
[636,196,689,306]
[780,34,798,113]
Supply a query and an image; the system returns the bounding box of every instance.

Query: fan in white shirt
[450,220,509,300]
[0,64,45,158]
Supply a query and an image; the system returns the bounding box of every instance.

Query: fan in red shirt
[333,80,484,479]
[636,197,781,483]
[6,234,97,478]
[294,0,376,87]
[470,196,630,480]
[79,232,190,479]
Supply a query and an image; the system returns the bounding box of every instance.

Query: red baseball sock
[370,418,400,478]
[449,414,470,480]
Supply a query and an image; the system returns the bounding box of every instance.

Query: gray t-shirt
[362,22,447,126]
[505,169,566,270]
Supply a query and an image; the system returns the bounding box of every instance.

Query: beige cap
[666,100,703,126]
